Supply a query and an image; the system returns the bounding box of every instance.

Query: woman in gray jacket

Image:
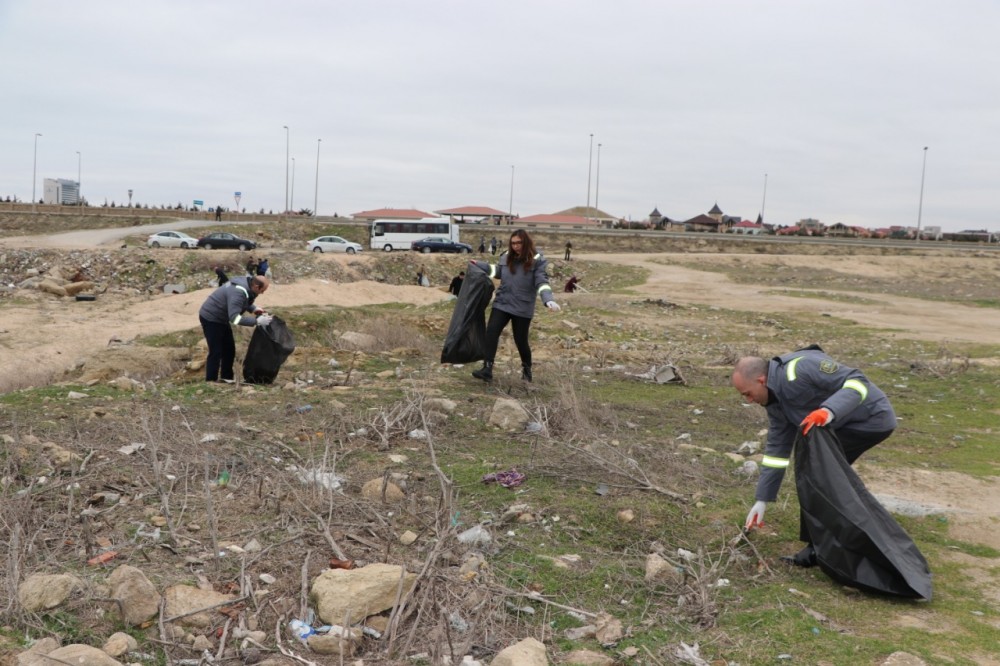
[470,229,561,382]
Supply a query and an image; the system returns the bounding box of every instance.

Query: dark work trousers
[799,427,894,542]
[483,308,533,369]
[200,316,236,382]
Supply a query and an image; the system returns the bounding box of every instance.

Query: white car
[307,236,363,254]
[147,230,198,248]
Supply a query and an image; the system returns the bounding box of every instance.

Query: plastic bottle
[287,619,315,641]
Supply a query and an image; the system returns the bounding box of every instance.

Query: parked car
[197,232,257,251]
[307,235,363,254]
[147,230,198,248]
[410,237,473,254]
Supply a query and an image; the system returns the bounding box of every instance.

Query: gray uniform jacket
[471,252,554,318]
[755,347,897,502]
[198,276,259,327]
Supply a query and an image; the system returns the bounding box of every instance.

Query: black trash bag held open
[243,316,296,384]
[441,268,494,364]
[794,428,932,600]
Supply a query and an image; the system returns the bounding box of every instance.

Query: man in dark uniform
[731,346,897,566]
[198,275,271,383]
[448,271,465,296]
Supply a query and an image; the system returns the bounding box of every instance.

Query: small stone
[102,632,137,658]
[258,573,277,585]
[399,530,418,546]
[616,509,635,523]
[192,635,213,651]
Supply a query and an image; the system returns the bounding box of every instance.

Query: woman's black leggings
[483,308,533,367]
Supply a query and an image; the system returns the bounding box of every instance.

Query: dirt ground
[2,227,999,556]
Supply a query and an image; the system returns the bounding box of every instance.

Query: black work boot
[521,364,532,382]
[472,361,494,382]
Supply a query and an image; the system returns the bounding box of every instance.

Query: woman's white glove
[744,500,767,530]
[256,314,273,327]
[545,301,561,312]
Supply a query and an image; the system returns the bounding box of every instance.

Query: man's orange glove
[801,407,833,435]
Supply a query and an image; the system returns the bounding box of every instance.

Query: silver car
[307,235,363,254]
[147,230,199,248]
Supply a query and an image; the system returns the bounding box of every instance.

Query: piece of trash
[118,442,146,455]
[87,551,118,566]
[295,404,313,414]
[408,428,428,440]
[291,466,344,491]
[448,611,469,633]
[216,470,230,487]
[67,391,88,400]
[329,557,355,570]
[524,422,543,433]
[482,469,525,488]
[736,460,759,477]
[676,548,695,561]
[259,573,277,585]
[287,619,314,642]
[199,434,219,443]
[673,642,709,666]
[457,524,492,545]
[595,483,610,496]
[504,601,535,615]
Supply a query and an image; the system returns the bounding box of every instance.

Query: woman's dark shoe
[472,361,494,381]
[521,364,532,382]
[780,544,817,568]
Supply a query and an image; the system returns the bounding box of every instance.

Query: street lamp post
[283,125,290,214]
[508,165,515,224]
[290,157,296,210]
[314,138,321,216]
[916,147,929,242]
[595,143,603,215]
[32,133,42,205]
[585,134,594,221]
[76,151,82,206]
[761,173,768,222]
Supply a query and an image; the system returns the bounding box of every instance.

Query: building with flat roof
[43,178,80,205]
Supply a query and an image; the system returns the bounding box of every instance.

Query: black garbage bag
[243,316,296,384]
[441,268,494,364]
[795,428,932,600]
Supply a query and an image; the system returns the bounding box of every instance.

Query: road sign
[193,199,204,206]
[234,191,242,208]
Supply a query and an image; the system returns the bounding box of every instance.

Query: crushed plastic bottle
[287,619,315,641]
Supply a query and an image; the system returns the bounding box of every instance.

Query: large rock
[488,398,530,431]
[310,563,416,625]
[491,637,548,666]
[101,633,137,658]
[46,645,122,666]
[37,280,68,297]
[163,585,235,629]
[15,637,60,666]
[108,565,161,626]
[361,478,405,503]
[644,553,682,584]
[339,332,377,349]
[17,573,84,612]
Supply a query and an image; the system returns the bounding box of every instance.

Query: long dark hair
[505,229,535,272]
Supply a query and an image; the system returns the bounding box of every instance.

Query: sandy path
[584,252,1000,344]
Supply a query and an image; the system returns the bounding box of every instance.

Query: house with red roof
[731,219,764,235]
[351,208,438,220]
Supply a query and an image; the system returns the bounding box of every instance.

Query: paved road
[0,218,259,249]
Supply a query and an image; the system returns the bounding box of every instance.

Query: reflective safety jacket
[198,276,260,327]
[755,347,897,502]
[470,252,554,318]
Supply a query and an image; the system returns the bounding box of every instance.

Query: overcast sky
[3,1,997,231]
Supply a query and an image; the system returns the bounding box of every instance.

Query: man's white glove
[255,314,273,327]
[545,301,561,312]
[744,500,767,531]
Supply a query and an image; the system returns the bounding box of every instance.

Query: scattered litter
[524,421,543,433]
[87,551,118,566]
[504,601,536,615]
[737,441,760,455]
[674,642,710,666]
[259,573,276,585]
[118,442,146,455]
[67,391,87,400]
[736,460,759,477]
[287,619,314,641]
[295,404,313,414]
[408,428,428,440]
[388,454,408,463]
[595,483,610,496]
[630,363,686,385]
[199,434,219,443]
[676,548,695,561]
[361,626,382,639]
[482,469,525,488]
[215,471,230,487]
[448,611,469,633]
[291,466,344,491]
[457,524,492,545]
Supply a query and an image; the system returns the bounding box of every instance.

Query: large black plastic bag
[243,316,296,384]
[441,268,494,364]
[795,428,932,600]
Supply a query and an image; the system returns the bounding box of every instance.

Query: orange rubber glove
[801,407,833,435]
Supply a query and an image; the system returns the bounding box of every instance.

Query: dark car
[197,232,257,251]
[410,237,473,254]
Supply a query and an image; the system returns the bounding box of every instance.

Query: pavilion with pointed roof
[435,206,512,224]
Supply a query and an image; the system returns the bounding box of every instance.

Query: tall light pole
[595,143,603,215]
[916,146,929,241]
[283,125,290,213]
[32,133,42,204]
[314,138,321,216]
[508,165,515,223]
[76,151,82,206]
[585,133,594,221]
[761,173,768,222]
[290,157,296,210]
